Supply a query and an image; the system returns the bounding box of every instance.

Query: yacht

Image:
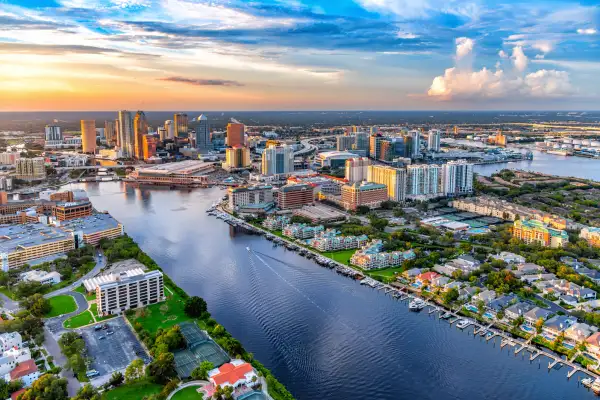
[591,379,600,395]
[441,312,452,319]
[456,319,471,329]
[581,377,593,388]
[409,299,426,312]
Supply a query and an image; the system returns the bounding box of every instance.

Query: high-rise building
[44,125,62,142]
[223,145,251,171]
[174,113,188,138]
[367,165,407,202]
[369,126,378,135]
[427,129,441,152]
[226,123,245,147]
[194,114,211,152]
[118,110,134,157]
[406,164,442,200]
[96,269,165,316]
[104,121,116,146]
[114,119,120,147]
[157,127,167,141]
[142,134,158,160]
[0,152,20,165]
[164,120,175,139]
[80,120,96,154]
[369,134,383,159]
[443,160,474,196]
[337,135,355,151]
[261,144,294,176]
[133,111,148,159]
[354,132,369,152]
[15,158,46,180]
[277,183,315,210]
[409,130,421,158]
[345,157,371,182]
[341,182,388,211]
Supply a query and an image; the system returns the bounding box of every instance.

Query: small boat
[581,377,593,388]
[441,312,452,319]
[479,329,488,336]
[408,300,421,312]
[456,319,470,329]
[591,379,600,395]
[246,247,251,251]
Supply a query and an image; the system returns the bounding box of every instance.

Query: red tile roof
[211,362,253,386]
[11,388,25,400]
[416,272,440,282]
[10,359,37,380]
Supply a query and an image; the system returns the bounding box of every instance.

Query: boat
[479,329,488,337]
[456,319,471,329]
[591,379,600,395]
[441,312,452,319]
[581,377,593,388]
[246,247,251,252]
[408,300,420,311]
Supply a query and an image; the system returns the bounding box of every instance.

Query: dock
[530,351,541,361]
[548,359,561,370]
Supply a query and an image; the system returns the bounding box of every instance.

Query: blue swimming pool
[563,342,575,350]
[411,282,422,288]
[466,305,479,313]
[238,392,267,400]
[483,312,494,319]
[521,325,534,333]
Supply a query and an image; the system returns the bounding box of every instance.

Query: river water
[71,181,595,400]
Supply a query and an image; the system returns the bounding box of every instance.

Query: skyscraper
[164,120,175,139]
[104,120,116,147]
[115,119,120,147]
[443,160,474,196]
[133,111,148,159]
[174,113,188,138]
[261,144,294,176]
[80,120,96,154]
[427,129,441,152]
[194,114,211,152]
[118,110,134,157]
[354,132,369,152]
[157,127,167,141]
[337,135,355,151]
[45,125,62,142]
[406,164,443,200]
[369,134,383,159]
[142,134,158,160]
[409,130,421,158]
[367,165,407,202]
[226,123,245,147]
[345,157,371,183]
[223,145,251,171]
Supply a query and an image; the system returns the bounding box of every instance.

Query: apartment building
[442,160,474,196]
[307,229,368,252]
[345,157,371,183]
[406,164,443,200]
[95,269,165,316]
[277,183,315,210]
[341,181,388,211]
[512,219,569,248]
[350,240,416,270]
[15,158,46,180]
[367,165,407,202]
[282,223,324,239]
[581,227,600,248]
[228,185,274,210]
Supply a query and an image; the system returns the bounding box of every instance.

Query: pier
[530,352,541,361]
[548,359,561,370]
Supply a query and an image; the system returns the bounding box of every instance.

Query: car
[98,336,106,340]
[94,326,102,331]
[106,331,114,335]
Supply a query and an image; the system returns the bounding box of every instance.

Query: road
[45,252,106,299]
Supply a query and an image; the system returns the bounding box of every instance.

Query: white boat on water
[581,377,593,388]
[591,379,600,395]
[409,299,426,311]
[456,319,471,329]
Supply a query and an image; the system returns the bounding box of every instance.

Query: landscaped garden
[171,386,205,400]
[102,379,163,400]
[63,309,94,329]
[126,286,186,333]
[44,295,77,318]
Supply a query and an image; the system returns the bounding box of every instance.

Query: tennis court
[174,322,230,378]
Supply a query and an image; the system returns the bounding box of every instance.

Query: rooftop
[0,223,71,253]
[136,160,213,176]
[9,359,37,380]
[83,268,161,292]
[58,213,121,234]
[210,360,254,386]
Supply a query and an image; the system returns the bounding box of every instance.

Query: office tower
[142,134,158,160]
[369,134,383,159]
[133,111,148,159]
[406,164,443,200]
[367,165,407,202]
[15,158,46,180]
[164,120,175,139]
[337,135,355,151]
[44,125,62,142]
[157,127,167,141]
[226,123,245,147]
[409,130,421,158]
[261,144,294,176]
[194,114,211,152]
[118,110,134,157]
[443,160,474,196]
[345,157,371,183]
[80,120,97,154]
[104,121,116,146]
[428,129,441,152]
[341,182,388,211]
[354,132,369,152]
[115,119,120,147]
[174,113,188,138]
[369,126,378,135]
[223,145,251,171]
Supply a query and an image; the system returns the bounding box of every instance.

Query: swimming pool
[521,325,534,333]
[411,282,422,288]
[467,227,490,235]
[465,304,479,313]
[483,312,494,319]
[563,342,575,350]
[238,392,267,400]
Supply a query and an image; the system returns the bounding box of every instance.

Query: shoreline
[212,206,600,389]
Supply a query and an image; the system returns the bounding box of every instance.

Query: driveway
[45,291,89,337]
[0,293,20,313]
[45,252,106,299]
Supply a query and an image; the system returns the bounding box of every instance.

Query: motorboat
[408,300,421,311]
[441,312,452,319]
[591,379,600,395]
[581,377,593,388]
[456,319,471,329]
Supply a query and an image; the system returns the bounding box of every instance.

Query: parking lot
[79,317,150,384]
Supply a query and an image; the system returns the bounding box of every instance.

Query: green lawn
[127,286,189,333]
[102,380,163,400]
[74,285,96,301]
[45,295,78,318]
[90,303,116,322]
[63,310,94,329]
[0,287,16,300]
[171,386,205,400]
[321,249,356,265]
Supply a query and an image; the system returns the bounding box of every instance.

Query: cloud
[157,77,244,87]
[498,50,508,59]
[455,37,474,60]
[532,41,553,54]
[577,28,597,35]
[427,39,572,100]
[355,0,479,20]
[511,46,528,72]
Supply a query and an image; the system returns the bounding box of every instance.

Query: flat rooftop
[0,223,71,253]
[136,160,213,176]
[58,213,121,234]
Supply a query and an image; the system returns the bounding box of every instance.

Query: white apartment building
[0,332,21,353]
[45,125,62,142]
[95,269,165,316]
[345,157,371,183]
[443,160,474,196]
[406,164,443,200]
[15,158,46,180]
[261,144,294,176]
[0,152,20,165]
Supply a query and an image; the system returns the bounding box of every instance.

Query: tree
[125,359,145,383]
[191,361,214,380]
[108,371,124,387]
[20,293,50,317]
[72,384,100,400]
[184,296,208,318]
[442,288,459,305]
[18,375,68,400]
[146,352,177,384]
[535,317,545,334]
[159,379,180,399]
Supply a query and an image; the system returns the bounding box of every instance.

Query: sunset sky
[1,0,599,111]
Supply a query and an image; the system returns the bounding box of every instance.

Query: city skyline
[1,0,599,111]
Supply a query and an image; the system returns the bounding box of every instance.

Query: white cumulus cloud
[455,37,474,60]
[511,46,528,72]
[577,28,597,35]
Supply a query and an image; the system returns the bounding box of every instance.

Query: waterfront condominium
[118,110,134,157]
[367,165,407,202]
[174,113,189,138]
[442,160,474,196]
[228,185,274,210]
[80,120,96,154]
[427,129,441,152]
[95,269,165,316]
[15,158,46,180]
[133,111,148,159]
[277,183,315,210]
[226,122,245,147]
[261,144,294,176]
[164,120,175,139]
[194,114,211,152]
[345,157,371,183]
[143,134,158,160]
[223,145,251,171]
[406,164,443,200]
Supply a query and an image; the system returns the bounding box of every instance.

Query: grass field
[45,295,77,318]
[102,380,163,400]
[90,303,115,322]
[74,285,96,301]
[321,249,356,265]
[171,386,205,400]
[63,310,94,329]
[127,286,189,333]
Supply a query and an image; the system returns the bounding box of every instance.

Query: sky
[0,0,599,111]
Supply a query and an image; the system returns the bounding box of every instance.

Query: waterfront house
[524,307,552,326]
[4,359,38,387]
[458,286,477,301]
[492,252,526,265]
[472,290,496,305]
[433,264,454,277]
[487,294,517,313]
[450,255,480,273]
[208,359,258,390]
[351,240,416,270]
[565,322,597,344]
[585,332,600,357]
[403,268,422,279]
[432,276,450,288]
[505,302,533,321]
[416,272,440,286]
[542,315,577,340]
